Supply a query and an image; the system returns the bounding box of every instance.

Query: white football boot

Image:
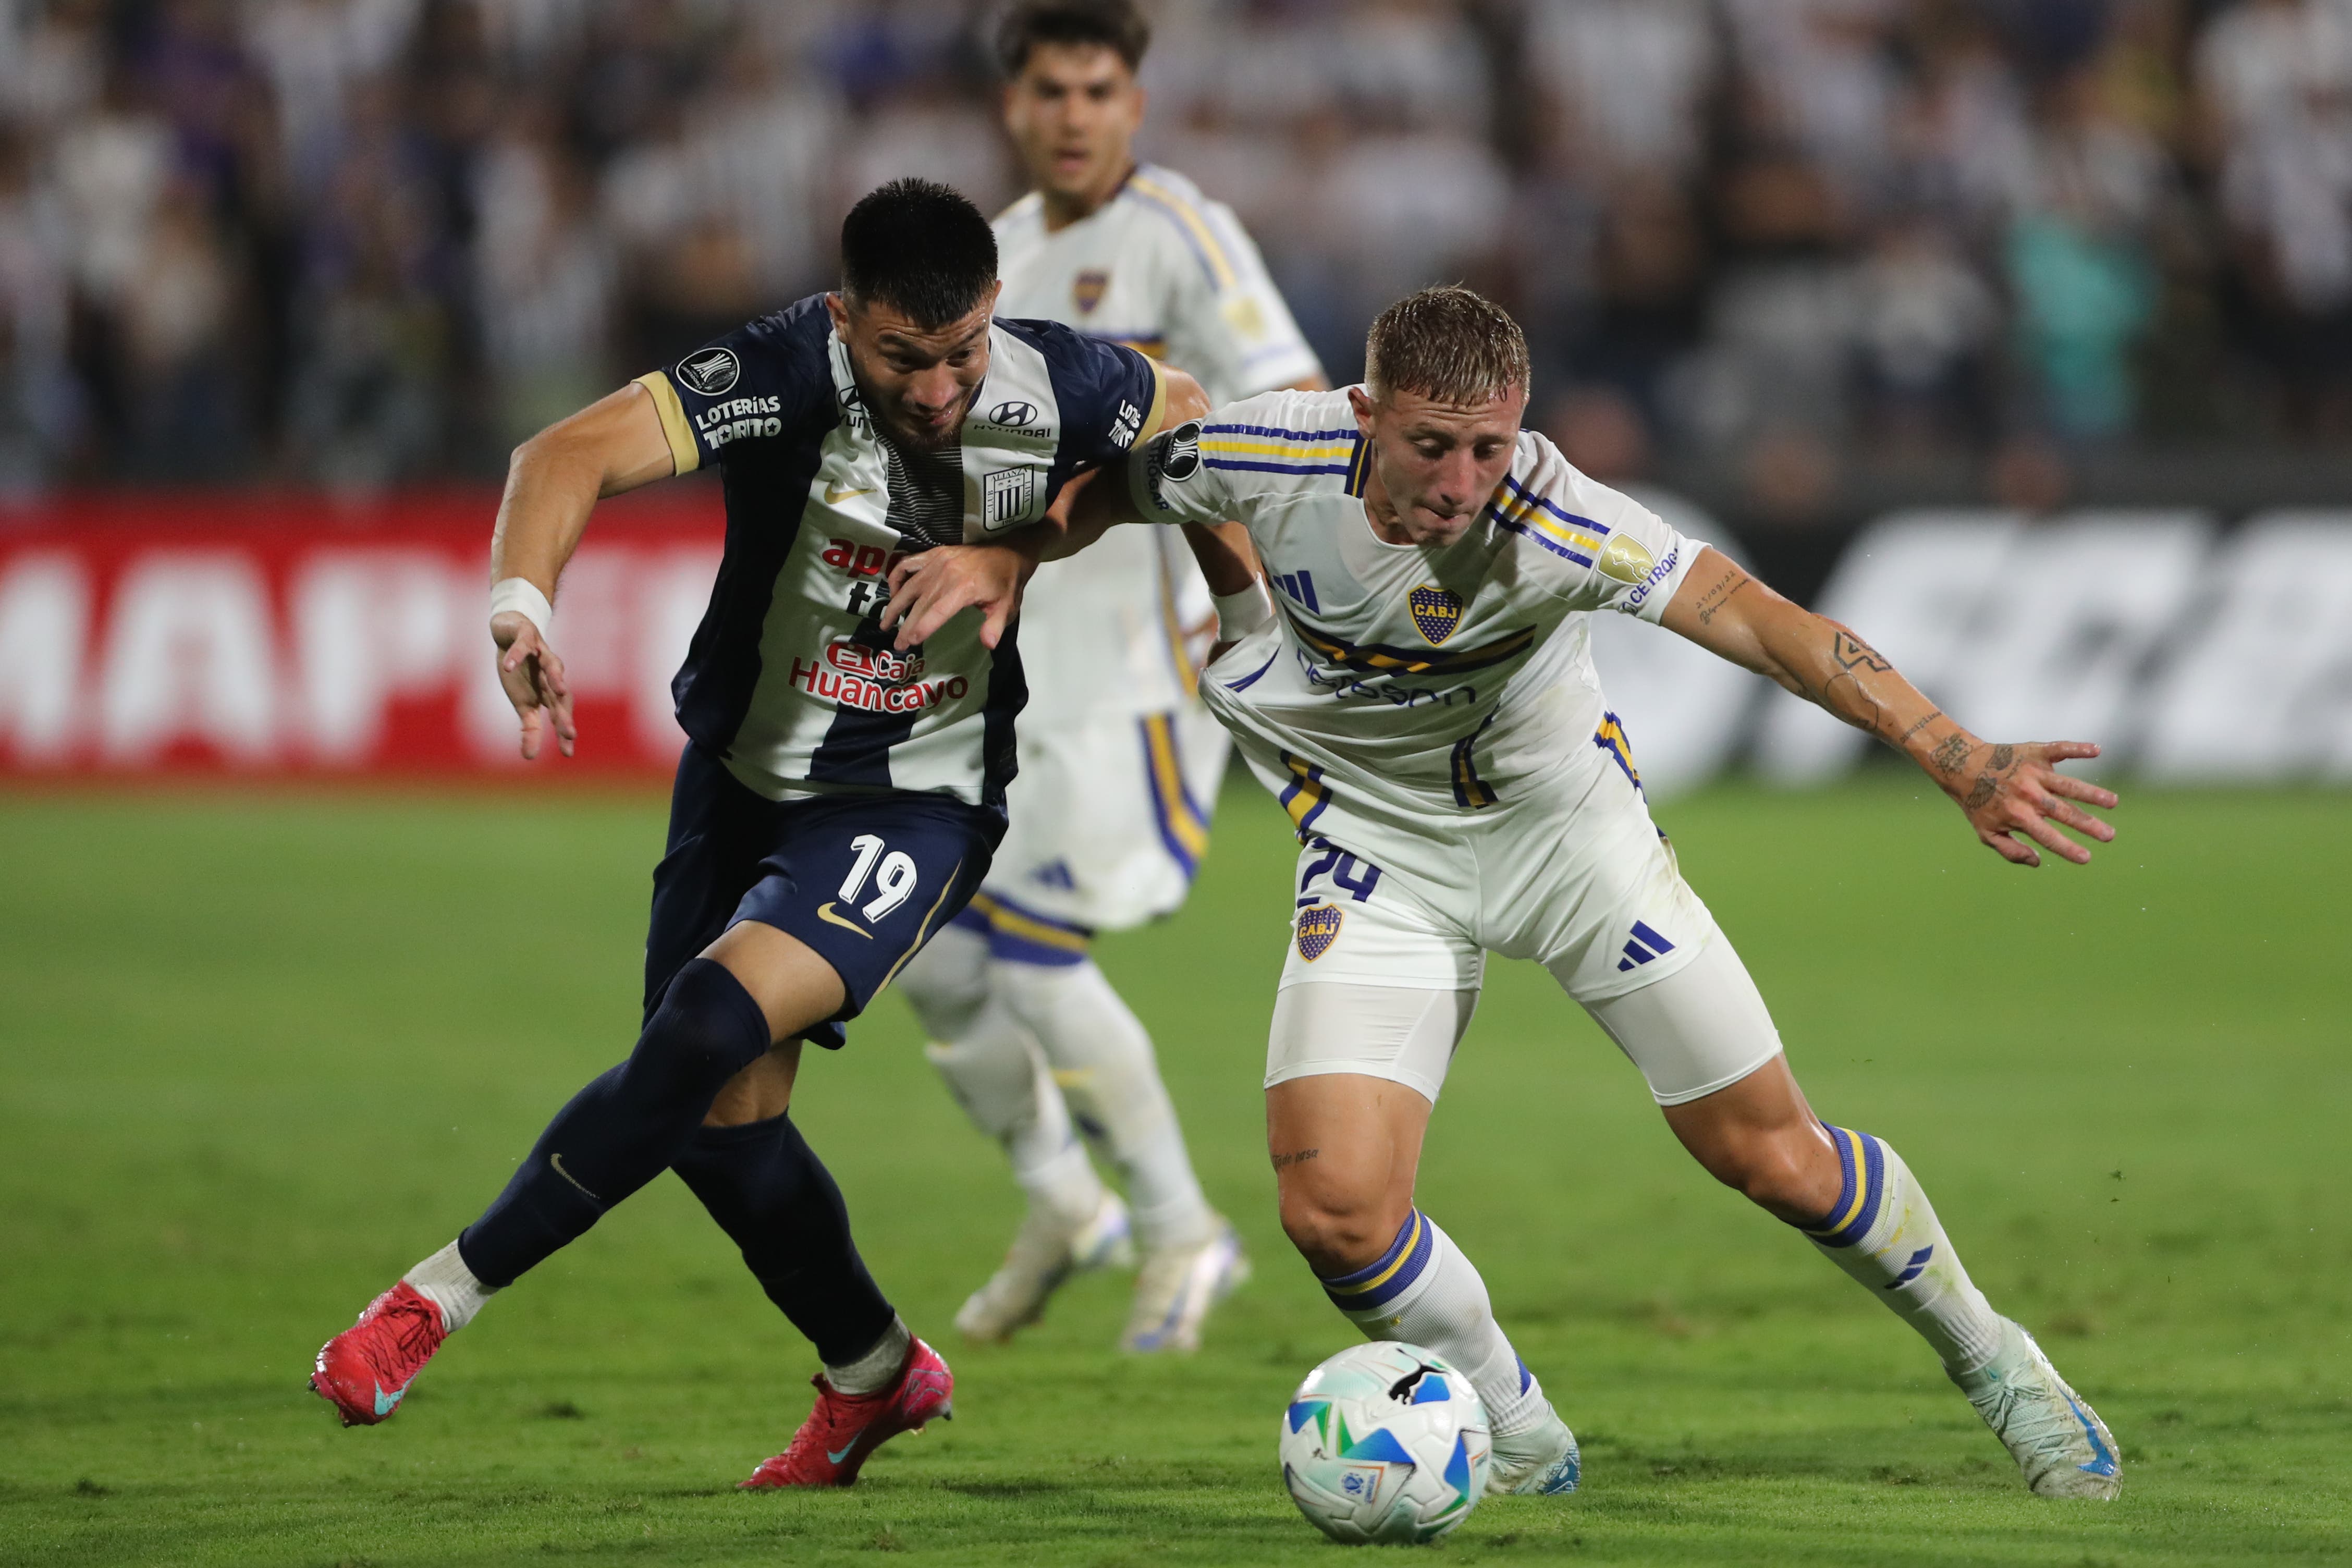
[954,1189,1134,1343]
[1951,1318,2122,1499]
[1487,1406,1581,1496]
[1121,1220,1250,1353]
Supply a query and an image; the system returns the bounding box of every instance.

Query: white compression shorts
[1265,923,1785,1108]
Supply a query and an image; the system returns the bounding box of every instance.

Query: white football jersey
[995,164,1321,405]
[996,164,1322,722]
[1124,388,1706,862]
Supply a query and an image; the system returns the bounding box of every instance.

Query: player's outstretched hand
[882,544,1029,651]
[1947,740,2116,867]
[492,610,577,761]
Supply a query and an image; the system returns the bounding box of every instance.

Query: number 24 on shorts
[1297,841,1381,908]
[840,834,919,922]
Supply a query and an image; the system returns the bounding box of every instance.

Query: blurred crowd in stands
[4,0,2351,521]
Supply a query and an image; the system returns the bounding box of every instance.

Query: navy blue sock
[459,958,773,1288]
[671,1112,896,1367]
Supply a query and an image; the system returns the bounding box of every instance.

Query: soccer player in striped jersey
[895,0,1326,1354]
[1044,286,2125,1499]
[308,180,1208,1486]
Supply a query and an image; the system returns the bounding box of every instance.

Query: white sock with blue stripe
[1802,1125,2004,1373]
[1318,1209,1546,1438]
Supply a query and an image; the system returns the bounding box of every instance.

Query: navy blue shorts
[643,744,1000,1047]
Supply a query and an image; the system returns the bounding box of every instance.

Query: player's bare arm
[1061,418,1257,594]
[1660,547,2119,867]
[881,364,1210,649]
[1181,520,1260,595]
[487,382,677,760]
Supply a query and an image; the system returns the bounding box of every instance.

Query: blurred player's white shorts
[1264,788,1782,1106]
[982,704,1232,934]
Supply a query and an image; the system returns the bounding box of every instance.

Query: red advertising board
[0,488,724,778]
[11,492,2347,789]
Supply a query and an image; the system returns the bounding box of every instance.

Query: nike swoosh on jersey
[825,485,878,504]
[817,903,873,938]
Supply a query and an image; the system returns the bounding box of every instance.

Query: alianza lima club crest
[1407,585,1465,645]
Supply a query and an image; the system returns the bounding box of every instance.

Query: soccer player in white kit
[1052,286,2127,1499]
[894,0,1327,1353]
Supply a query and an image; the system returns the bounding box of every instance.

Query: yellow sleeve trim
[1136,358,1171,442]
[633,371,701,475]
[1129,175,1239,290]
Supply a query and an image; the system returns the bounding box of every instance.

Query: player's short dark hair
[996,0,1151,78]
[1364,286,1532,406]
[839,179,1000,329]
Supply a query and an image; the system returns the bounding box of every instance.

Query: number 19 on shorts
[841,834,919,923]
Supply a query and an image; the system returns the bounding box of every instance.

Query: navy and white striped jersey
[633,293,1167,809]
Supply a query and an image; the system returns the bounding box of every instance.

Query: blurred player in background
[1067,286,2124,1499]
[309,180,1205,1485]
[895,0,1326,1353]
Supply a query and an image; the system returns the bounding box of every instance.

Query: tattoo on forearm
[1830,630,1893,673]
[1896,709,1943,744]
[1931,734,1970,774]
[1694,569,1755,627]
[1816,670,1884,736]
[1271,1149,1319,1171]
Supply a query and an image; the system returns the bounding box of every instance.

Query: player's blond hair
[1363,286,1530,407]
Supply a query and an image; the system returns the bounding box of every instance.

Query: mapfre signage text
[0,491,720,777]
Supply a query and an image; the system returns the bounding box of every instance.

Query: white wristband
[1214,581,1276,642]
[489,577,554,641]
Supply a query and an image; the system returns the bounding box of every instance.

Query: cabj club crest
[1294,904,1344,962]
[1407,585,1465,645]
[1072,269,1110,314]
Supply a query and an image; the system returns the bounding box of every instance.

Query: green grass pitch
[3,774,2347,1566]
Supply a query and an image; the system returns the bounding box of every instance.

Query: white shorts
[984,704,1231,932]
[1265,797,1782,1105]
[1274,780,1720,998]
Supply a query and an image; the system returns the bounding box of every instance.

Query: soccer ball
[1278,1341,1490,1545]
